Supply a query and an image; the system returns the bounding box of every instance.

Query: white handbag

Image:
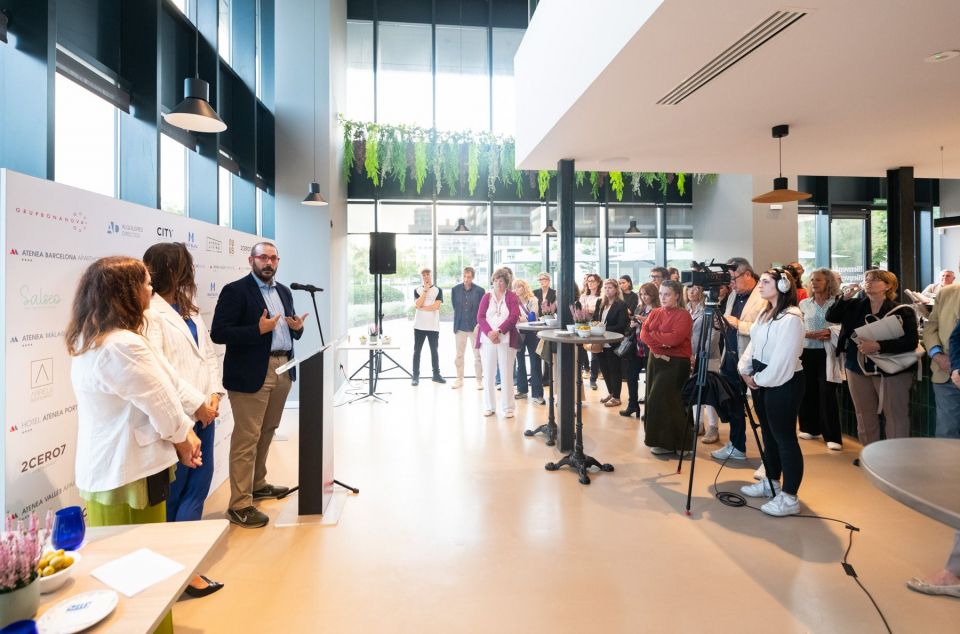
[852,305,921,377]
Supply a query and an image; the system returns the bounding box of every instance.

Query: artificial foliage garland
[340,116,714,201]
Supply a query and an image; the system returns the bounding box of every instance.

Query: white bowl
[590,324,606,336]
[566,324,576,333]
[38,551,81,594]
[544,317,559,327]
[575,328,592,338]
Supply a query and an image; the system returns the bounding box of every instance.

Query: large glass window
[831,216,866,281]
[608,206,656,284]
[435,25,489,132]
[347,203,376,329]
[665,206,694,272]
[493,204,544,284]
[346,20,375,122]
[54,73,117,198]
[871,209,888,269]
[797,212,817,274]
[160,134,188,216]
[492,28,524,136]
[377,22,432,127]
[437,204,489,293]
[218,0,231,64]
[218,166,232,227]
[575,205,601,281]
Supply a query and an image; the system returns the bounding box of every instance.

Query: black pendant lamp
[752,124,811,204]
[164,29,226,133]
[625,219,642,235]
[454,218,469,233]
[542,219,557,235]
[302,2,328,207]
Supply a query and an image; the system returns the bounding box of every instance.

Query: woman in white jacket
[68,256,202,634]
[737,268,806,517]
[145,242,225,598]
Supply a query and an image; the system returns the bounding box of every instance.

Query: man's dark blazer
[211,273,303,392]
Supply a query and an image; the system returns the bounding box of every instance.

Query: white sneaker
[741,479,781,498]
[710,442,746,461]
[827,442,843,451]
[483,410,495,417]
[761,492,800,517]
[452,379,464,389]
[798,432,821,440]
[505,409,515,418]
[650,446,673,455]
[477,382,484,390]
[702,427,720,444]
[753,463,766,480]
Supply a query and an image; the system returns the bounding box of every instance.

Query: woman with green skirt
[67,257,203,634]
[640,280,694,455]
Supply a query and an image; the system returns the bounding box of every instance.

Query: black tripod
[348,273,412,387]
[678,290,776,514]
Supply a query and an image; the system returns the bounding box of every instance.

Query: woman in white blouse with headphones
[144,242,225,598]
[737,268,806,517]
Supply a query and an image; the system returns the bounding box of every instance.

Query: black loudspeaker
[369,232,397,274]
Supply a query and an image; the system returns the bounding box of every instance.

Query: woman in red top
[639,280,694,455]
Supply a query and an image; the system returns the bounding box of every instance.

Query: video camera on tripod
[680,259,732,289]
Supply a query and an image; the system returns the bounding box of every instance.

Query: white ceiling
[514,0,960,178]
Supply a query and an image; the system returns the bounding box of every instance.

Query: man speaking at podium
[211,241,308,528]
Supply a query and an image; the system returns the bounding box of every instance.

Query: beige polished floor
[174,379,960,633]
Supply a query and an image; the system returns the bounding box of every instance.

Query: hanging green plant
[537,170,551,200]
[413,140,428,194]
[388,132,407,192]
[442,140,460,196]
[486,142,500,195]
[589,171,600,201]
[575,171,586,188]
[364,130,380,187]
[610,171,624,202]
[379,134,394,184]
[675,172,686,197]
[467,142,480,196]
[342,124,355,184]
[431,136,442,196]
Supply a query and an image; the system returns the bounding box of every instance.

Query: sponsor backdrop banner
[1,169,261,518]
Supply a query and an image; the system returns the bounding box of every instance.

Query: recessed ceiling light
[925,50,960,63]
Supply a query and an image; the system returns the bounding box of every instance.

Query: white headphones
[772,268,792,294]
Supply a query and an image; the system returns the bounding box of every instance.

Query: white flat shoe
[483,410,495,417]
[827,442,843,451]
[505,410,515,418]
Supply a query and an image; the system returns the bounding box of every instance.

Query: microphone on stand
[290,282,324,293]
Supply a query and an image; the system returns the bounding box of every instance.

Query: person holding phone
[513,278,544,403]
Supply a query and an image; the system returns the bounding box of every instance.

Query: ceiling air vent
[657,10,806,106]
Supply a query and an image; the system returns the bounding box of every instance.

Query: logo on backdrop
[30,358,53,401]
[206,237,222,253]
[8,249,95,263]
[207,281,219,299]
[13,404,77,436]
[107,221,143,238]
[156,226,174,239]
[15,207,87,233]
[19,442,68,473]
[240,244,252,254]
[8,330,65,348]
[19,285,61,309]
[229,239,235,254]
[185,231,199,250]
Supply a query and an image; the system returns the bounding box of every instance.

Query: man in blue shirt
[451,266,485,389]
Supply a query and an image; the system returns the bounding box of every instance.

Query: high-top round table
[537,329,623,484]
[860,438,960,529]
[518,321,557,445]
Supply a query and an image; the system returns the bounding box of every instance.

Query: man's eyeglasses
[253,255,279,264]
[650,274,663,280]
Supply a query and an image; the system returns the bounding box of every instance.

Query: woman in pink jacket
[476,267,522,418]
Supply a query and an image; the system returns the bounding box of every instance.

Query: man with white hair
[921,269,956,301]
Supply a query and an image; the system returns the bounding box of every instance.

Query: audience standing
[451,267,485,390]
[477,268,521,418]
[797,268,843,450]
[411,268,445,386]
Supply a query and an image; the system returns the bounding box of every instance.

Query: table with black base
[518,322,557,446]
[342,340,402,404]
[537,329,623,484]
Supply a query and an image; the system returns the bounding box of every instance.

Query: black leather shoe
[252,484,289,500]
[412,377,420,386]
[432,375,446,384]
[182,575,224,599]
[619,405,640,417]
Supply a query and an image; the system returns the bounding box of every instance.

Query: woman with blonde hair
[513,278,544,403]
[826,269,918,446]
[476,268,522,417]
[797,267,843,450]
[68,256,202,633]
[580,273,604,388]
[594,279,629,406]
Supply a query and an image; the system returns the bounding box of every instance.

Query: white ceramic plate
[37,589,119,633]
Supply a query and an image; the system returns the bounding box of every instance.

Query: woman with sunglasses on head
[737,269,806,517]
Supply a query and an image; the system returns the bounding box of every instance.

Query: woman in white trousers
[476,268,521,417]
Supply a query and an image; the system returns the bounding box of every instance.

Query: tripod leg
[744,393,779,495]
[333,479,360,494]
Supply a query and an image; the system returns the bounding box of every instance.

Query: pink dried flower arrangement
[569,305,592,324]
[1,510,53,592]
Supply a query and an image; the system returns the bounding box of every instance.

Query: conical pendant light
[454,218,469,232]
[164,29,226,133]
[303,1,328,206]
[752,124,811,204]
[625,219,642,235]
[542,219,557,235]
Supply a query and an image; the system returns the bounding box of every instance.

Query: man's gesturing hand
[259,309,281,334]
[285,313,309,331]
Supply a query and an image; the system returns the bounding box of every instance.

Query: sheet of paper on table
[90,548,185,597]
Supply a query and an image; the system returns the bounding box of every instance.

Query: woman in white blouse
[737,268,806,517]
[512,278,544,403]
[68,257,201,634]
[580,273,603,389]
[476,268,522,417]
[144,242,225,598]
[797,268,842,450]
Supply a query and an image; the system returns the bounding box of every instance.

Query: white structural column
[274,0,348,398]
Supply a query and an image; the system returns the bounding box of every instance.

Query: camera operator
[737,269,806,516]
[711,257,766,462]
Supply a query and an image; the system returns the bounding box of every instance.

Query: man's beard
[254,266,275,282]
